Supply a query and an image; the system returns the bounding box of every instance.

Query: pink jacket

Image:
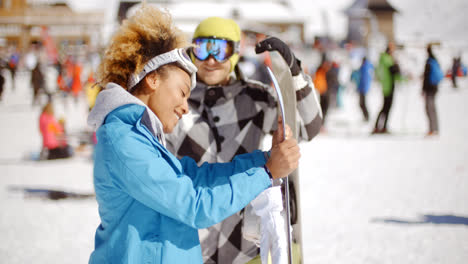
[39,112,64,149]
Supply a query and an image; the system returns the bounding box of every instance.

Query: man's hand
[255,36,302,76]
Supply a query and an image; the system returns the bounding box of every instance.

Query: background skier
[422,44,442,136]
[373,42,401,134]
[357,56,373,122]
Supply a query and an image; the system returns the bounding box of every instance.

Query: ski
[266,66,293,264]
[267,51,303,264]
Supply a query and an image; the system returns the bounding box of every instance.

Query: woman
[87,6,300,263]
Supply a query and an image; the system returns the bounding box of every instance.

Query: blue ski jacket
[87,83,271,264]
[358,59,373,95]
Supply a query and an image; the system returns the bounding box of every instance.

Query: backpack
[428,58,443,85]
[8,54,19,69]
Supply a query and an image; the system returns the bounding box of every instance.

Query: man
[166,17,322,263]
[357,56,373,122]
[422,44,441,136]
[373,42,400,134]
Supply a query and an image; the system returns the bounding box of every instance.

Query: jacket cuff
[248,149,269,166]
[293,72,309,91]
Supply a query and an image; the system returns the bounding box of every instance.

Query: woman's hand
[267,116,300,179]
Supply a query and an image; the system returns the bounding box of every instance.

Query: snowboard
[269,51,303,264]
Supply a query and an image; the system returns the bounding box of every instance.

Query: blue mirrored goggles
[192,37,239,62]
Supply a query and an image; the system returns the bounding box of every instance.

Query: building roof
[345,0,397,15]
[368,0,397,12]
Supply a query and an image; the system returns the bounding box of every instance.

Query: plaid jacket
[166,70,322,263]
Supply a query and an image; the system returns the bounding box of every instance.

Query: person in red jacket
[313,54,331,125]
[39,101,72,159]
[71,62,83,98]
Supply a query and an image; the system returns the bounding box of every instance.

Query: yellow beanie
[192,17,241,72]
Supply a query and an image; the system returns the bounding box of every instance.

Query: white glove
[242,203,261,246]
[250,186,288,264]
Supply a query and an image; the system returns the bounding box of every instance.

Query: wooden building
[0,0,104,51]
[346,0,397,46]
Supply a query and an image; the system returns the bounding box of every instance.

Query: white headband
[127,48,198,92]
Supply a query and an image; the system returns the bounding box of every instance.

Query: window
[0,0,12,9]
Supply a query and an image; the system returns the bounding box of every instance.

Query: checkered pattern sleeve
[242,79,279,135]
[258,71,323,141]
[294,71,323,141]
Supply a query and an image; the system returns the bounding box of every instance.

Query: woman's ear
[143,72,159,93]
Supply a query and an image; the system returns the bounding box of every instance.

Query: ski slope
[0,67,467,263]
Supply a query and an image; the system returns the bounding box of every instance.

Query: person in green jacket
[373,42,400,134]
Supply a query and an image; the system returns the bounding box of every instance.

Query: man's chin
[201,76,230,86]
[200,77,221,86]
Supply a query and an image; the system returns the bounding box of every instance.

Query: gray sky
[390,0,468,45]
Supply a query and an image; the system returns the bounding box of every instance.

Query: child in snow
[39,101,72,160]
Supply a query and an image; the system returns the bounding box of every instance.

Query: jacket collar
[189,75,245,110]
[87,82,166,146]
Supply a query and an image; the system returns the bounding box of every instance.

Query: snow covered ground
[0,67,467,263]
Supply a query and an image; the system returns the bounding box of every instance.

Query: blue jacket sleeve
[179,150,268,187]
[107,134,271,229]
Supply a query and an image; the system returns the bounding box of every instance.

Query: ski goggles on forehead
[127,48,197,92]
[192,37,240,62]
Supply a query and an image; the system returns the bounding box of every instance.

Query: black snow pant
[359,93,369,121]
[47,146,72,160]
[0,74,4,100]
[374,92,394,132]
[320,93,329,124]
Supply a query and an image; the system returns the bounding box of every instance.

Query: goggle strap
[233,41,240,54]
[128,48,197,92]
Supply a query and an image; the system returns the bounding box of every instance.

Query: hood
[87,82,166,146]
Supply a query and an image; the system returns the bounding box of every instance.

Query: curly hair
[97,5,188,89]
